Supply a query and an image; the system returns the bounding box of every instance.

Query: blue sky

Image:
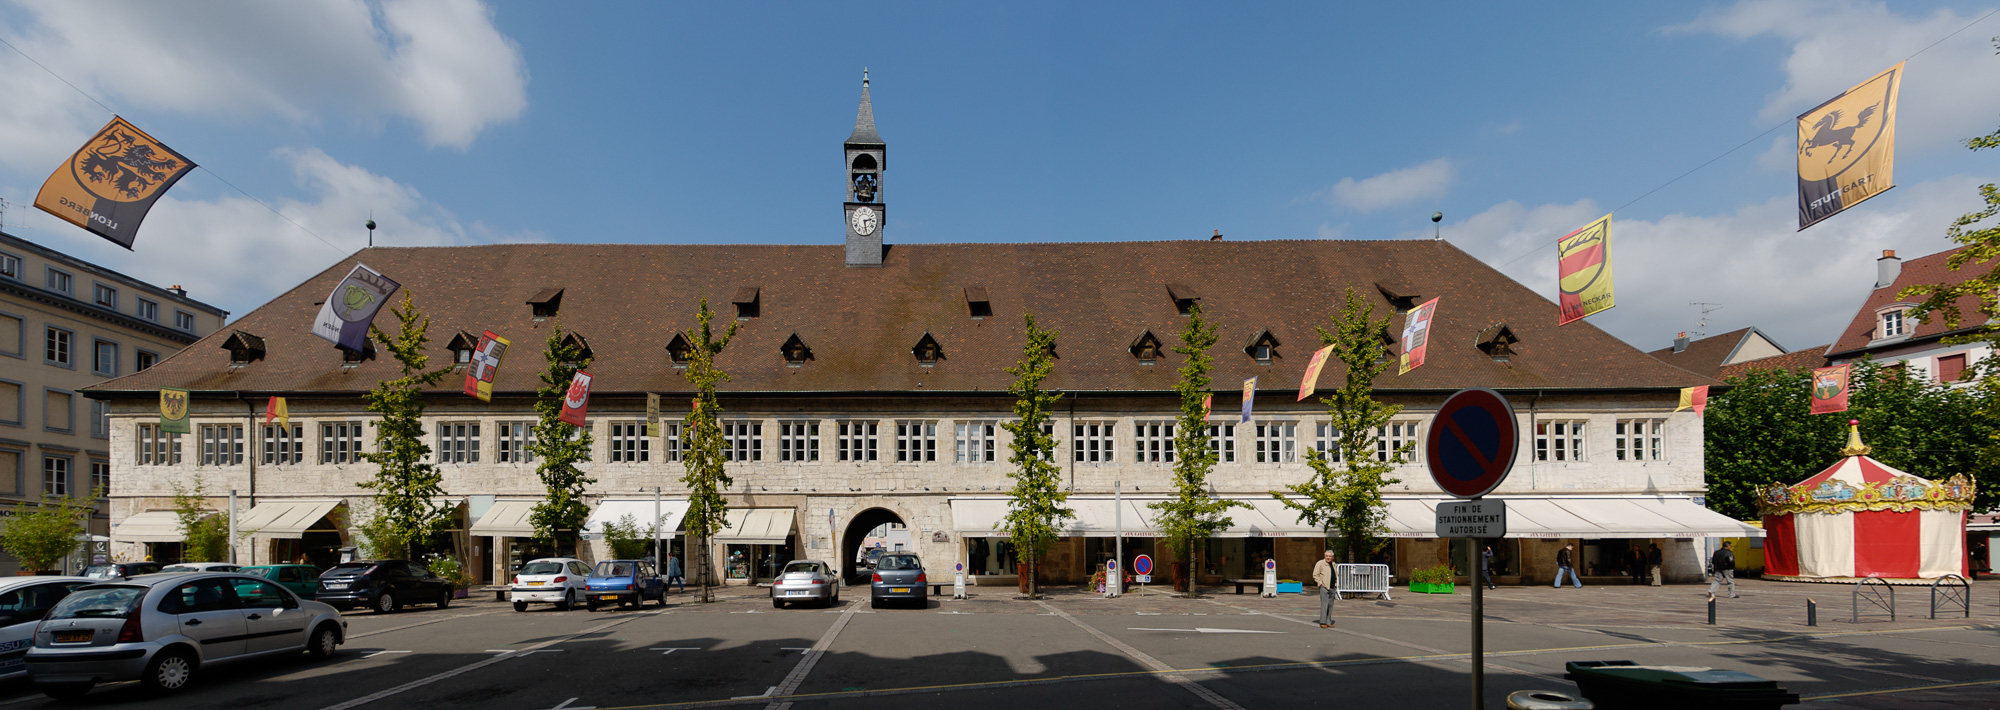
[2,1,1998,353]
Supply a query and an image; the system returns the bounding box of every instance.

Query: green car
[238,564,325,599]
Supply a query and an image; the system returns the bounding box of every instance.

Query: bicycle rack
[1853,576,1894,623]
[1931,574,1970,619]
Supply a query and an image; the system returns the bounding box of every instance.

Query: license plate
[527,581,544,586]
[324,582,348,590]
[891,587,910,593]
[789,591,812,597]
[52,631,90,644]
[599,595,619,601]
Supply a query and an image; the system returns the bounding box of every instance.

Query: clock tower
[844,70,886,267]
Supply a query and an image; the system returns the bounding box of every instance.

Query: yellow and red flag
[1799,63,1902,230]
[34,116,196,250]
[462,330,510,402]
[1810,365,1851,415]
[1297,344,1334,401]
[1557,214,1615,325]
[264,396,289,428]
[1398,298,1439,375]
[1202,393,1213,421]
[1675,386,1708,416]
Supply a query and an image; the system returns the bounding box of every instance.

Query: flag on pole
[33,116,196,250]
[646,393,661,437]
[264,396,289,428]
[559,371,593,427]
[1798,63,1903,230]
[1556,214,1615,325]
[1202,393,1213,421]
[462,331,510,401]
[159,387,190,434]
[1298,344,1335,401]
[1810,365,1851,415]
[1398,298,1440,375]
[1675,386,1709,416]
[1240,377,1256,423]
[310,264,400,352]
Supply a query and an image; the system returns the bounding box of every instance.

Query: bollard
[1707,595,1716,625]
[1807,598,1816,627]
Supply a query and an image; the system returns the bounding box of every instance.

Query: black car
[313,560,454,613]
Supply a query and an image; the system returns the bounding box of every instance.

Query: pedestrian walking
[1647,543,1663,587]
[1553,543,1582,588]
[1481,545,1497,590]
[1708,541,1738,598]
[666,552,685,593]
[1312,549,1337,629]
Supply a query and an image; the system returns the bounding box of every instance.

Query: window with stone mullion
[1072,421,1115,463]
[609,422,649,463]
[896,421,937,463]
[1534,420,1587,462]
[780,420,819,462]
[1206,424,1235,464]
[1134,421,1175,463]
[321,421,362,464]
[723,421,763,462]
[262,424,304,465]
[1253,421,1296,463]
[837,421,878,462]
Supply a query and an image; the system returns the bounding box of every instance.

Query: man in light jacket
[1312,549,1337,629]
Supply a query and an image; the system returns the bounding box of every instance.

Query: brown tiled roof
[1716,346,1830,380]
[1645,327,1757,378]
[85,240,1712,400]
[1829,246,1999,357]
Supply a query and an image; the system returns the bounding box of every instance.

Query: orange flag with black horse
[35,116,196,250]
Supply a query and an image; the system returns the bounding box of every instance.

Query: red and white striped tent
[1759,423,1975,582]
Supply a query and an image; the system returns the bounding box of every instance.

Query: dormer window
[1166,283,1201,316]
[528,288,564,320]
[341,342,375,366]
[912,332,944,365]
[1244,329,1280,364]
[1376,281,1420,313]
[666,332,693,368]
[1377,331,1396,365]
[1475,323,1519,362]
[446,331,479,370]
[560,331,593,365]
[781,333,813,366]
[733,287,761,319]
[1130,330,1163,363]
[1879,307,1909,339]
[222,330,266,365]
[965,286,992,319]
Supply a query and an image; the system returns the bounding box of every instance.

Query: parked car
[771,561,840,609]
[511,558,591,612]
[236,565,322,600]
[158,563,238,574]
[25,572,347,698]
[314,560,454,614]
[583,560,664,610]
[869,554,927,608]
[80,563,163,581]
[863,548,886,569]
[0,577,94,681]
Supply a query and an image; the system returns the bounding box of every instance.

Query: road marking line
[1128,627,1284,634]
[539,699,597,710]
[1035,600,1246,710]
[764,605,858,710]
[361,650,410,659]
[317,611,657,710]
[779,647,811,653]
[649,647,701,655]
[1803,677,2000,701]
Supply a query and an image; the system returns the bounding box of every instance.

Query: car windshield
[783,562,821,575]
[593,562,635,577]
[80,565,118,578]
[48,587,144,620]
[876,556,920,571]
[520,561,566,575]
[325,563,376,577]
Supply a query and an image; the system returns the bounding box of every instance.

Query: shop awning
[469,500,541,537]
[583,499,691,540]
[110,511,183,543]
[714,508,796,545]
[950,497,1168,538]
[960,496,1767,540]
[236,499,344,538]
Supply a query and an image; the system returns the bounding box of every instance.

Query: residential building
[1825,248,1998,383]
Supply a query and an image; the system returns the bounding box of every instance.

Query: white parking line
[763,605,859,710]
[317,611,657,710]
[361,650,411,659]
[347,611,499,640]
[648,647,701,655]
[1036,600,1246,710]
[536,699,596,710]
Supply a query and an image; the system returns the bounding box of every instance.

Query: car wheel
[437,589,451,609]
[513,600,528,612]
[870,597,881,609]
[773,597,785,609]
[307,623,341,659]
[375,592,399,614]
[587,598,600,612]
[142,648,197,692]
[40,682,91,700]
[556,589,574,611]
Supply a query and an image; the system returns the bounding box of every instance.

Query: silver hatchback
[770,561,840,608]
[25,572,347,699]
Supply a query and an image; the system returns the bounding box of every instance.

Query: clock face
[850,206,879,236]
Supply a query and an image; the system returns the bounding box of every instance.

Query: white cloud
[0,0,526,166]
[1672,0,2000,155]
[1329,158,1456,212]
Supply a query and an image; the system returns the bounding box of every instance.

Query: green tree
[1147,303,1242,596]
[1272,288,1405,563]
[679,298,739,603]
[171,479,229,562]
[0,493,93,572]
[528,318,595,555]
[355,291,454,559]
[603,514,650,560]
[1000,313,1072,599]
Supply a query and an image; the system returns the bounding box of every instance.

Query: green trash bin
[1563,661,1799,709]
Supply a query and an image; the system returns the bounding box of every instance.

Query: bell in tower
[845,69,886,267]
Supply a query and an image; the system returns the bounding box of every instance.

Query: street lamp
[640,486,664,565]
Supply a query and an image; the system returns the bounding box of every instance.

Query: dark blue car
[584,560,664,610]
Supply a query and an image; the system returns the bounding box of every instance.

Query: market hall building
[83,77,1754,588]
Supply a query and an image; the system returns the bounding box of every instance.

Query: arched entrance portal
[841,508,906,584]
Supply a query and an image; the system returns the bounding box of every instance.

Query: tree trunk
[1026,557,1038,599]
[696,532,713,603]
[1187,539,1201,599]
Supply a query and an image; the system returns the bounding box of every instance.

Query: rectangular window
[1207,424,1236,463]
[837,420,878,462]
[93,339,117,376]
[0,313,19,358]
[658,421,686,463]
[41,456,68,497]
[136,298,158,322]
[895,421,937,463]
[609,422,650,463]
[498,422,537,463]
[1534,420,1588,462]
[320,421,363,464]
[92,283,116,308]
[955,420,997,463]
[1313,422,1344,462]
[723,420,762,462]
[1072,421,1114,463]
[1939,353,1969,383]
[262,424,305,465]
[1377,421,1419,463]
[45,268,71,295]
[90,399,109,439]
[1253,421,1296,463]
[1134,421,1175,463]
[135,350,156,371]
[43,390,72,433]
[200,424,245,466]
[1881,310,1905,338]
[1614,419,1666,461]
[0,253,17,280]
[779,420,819,462]
[89,460,109,496]
[137,424,182,465]
[434,422,480,464]
[44,327,71,366]
[0,380,17,427]
[175,310,196,332]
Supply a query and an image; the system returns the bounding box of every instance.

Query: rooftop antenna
[1689,301,1723,338]
[1432,211,1443,240]
[365,211,376,248]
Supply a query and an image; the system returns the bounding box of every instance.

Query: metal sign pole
[1113,481,1123,598]
[1472,530,1483,710]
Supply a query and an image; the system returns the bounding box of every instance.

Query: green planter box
[1409,581,1455,594]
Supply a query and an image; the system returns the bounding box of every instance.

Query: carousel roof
[1759,421,1973,516]
[1792,453,1930,490]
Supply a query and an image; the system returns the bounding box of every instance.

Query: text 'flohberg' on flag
[1675,386,1709,417]
[1556,213,1615,326]
[1297,344,1334,401]
[560,371,594,427]
[1810,364,1852,415]
[463,331,511,402]
[34,116,196,250]
[310,263,400,353]
[1798,62,1903,231]
[1398,297,1440,375]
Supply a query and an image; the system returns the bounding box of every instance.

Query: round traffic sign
[1133,555,1153,575]
[954,562,964,572]
[1425,388,1519,498]
[1264,559,1277,571]
[1106,559,1118,571]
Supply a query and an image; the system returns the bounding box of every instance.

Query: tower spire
[847,69,882,145]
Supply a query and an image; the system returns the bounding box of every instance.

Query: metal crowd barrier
[1336,563,1392,600]
[1931,574,1970,620]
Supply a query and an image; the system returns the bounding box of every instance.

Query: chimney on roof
[1210,230,1223,241]
[1875,249,1901,289]
[1672,331,1689,354]
[170,284,186,297]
